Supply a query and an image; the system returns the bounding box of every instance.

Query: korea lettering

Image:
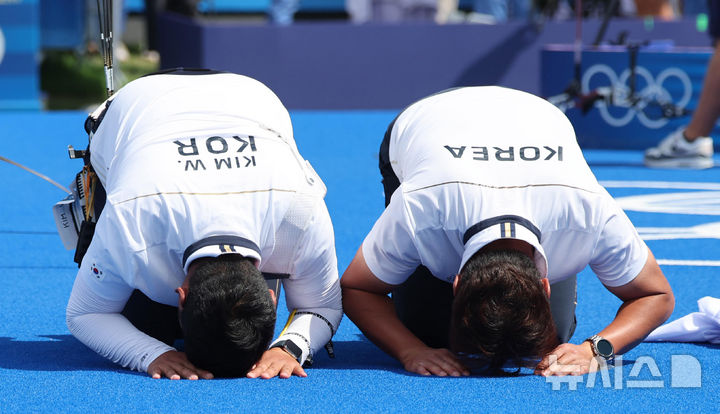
[174,134,258,172]
[444,145,563,161]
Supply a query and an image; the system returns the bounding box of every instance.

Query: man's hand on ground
[246,347,307,379]
[147,350,214,380]
[535,342,600,376]
[399,346,470,377]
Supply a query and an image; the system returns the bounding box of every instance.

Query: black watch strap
[271,339,303,363]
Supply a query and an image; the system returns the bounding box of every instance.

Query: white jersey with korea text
[65,72,341,372]
[362,86,648,287]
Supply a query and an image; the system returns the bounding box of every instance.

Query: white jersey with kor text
[362,86,648,288]
[66,72,341,372]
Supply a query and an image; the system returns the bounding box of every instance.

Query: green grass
[40,49,159,110]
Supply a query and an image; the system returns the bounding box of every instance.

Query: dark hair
[449,249,558,373]
[181,255,276,377]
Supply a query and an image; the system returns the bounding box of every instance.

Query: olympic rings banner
[0,0,41,110]
[541,45,719,150]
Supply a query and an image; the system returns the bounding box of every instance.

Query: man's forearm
[599,250,675,355]
[66,311,174,372]
[66,275,173,372]
[271,306,342,364]
[342,286,428,362]
[536,289,673,377]
[599,292,674,354]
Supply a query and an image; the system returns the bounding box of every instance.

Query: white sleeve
[361,190,420,285]
[66,222,175,373]
[271,201,342,364]
[589,200,649,287]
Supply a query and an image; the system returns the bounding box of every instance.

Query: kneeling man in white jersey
[341,87,674,377]
[62,69,341,379]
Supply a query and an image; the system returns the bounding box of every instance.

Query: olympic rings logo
[581,64,693,129]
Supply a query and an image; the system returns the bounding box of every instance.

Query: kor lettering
[174,135,258,156]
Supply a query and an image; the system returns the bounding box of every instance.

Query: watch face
[280,340,303,361]
[596,338,614,357]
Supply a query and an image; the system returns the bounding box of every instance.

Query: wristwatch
[271,339,303,363]
[585,335,615,364]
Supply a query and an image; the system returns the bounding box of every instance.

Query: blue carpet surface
[1,110,719,412]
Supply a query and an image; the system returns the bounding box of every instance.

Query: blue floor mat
[1,110,719,411]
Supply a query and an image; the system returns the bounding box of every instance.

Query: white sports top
[363,86,647,288]
[66,72,341,372]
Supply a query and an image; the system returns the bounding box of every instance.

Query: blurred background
[0,0,717,148]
